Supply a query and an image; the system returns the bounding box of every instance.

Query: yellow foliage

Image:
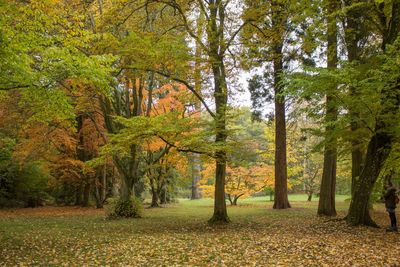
[200,162,274,202]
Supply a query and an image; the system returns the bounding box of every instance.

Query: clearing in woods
[0,196,398,266]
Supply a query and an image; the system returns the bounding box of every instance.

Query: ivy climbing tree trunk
[318,0,338,217]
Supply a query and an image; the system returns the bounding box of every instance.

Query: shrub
[106,197,143,219]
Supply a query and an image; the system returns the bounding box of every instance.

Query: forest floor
[0,195,399,266]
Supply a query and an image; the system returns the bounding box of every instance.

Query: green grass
[0,195,397,266]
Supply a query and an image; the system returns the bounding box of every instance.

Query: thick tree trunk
[159,179,167,205]
[208,59,229,223]
[150,180,159,208]
[120,175,133,202]
[273,49,290,210]
[347,134,389,226]
[318,139,337,216]
[318,0,338,216]
[210,150,229,223]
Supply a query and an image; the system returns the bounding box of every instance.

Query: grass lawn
[0,195,398,266]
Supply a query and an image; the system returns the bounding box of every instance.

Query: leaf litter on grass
[0,203,399,266]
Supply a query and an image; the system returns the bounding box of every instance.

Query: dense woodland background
[0,0,399,228]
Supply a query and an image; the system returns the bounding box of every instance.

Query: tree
[317,0,339,217]
[141,0,247,223]
[347,1,400,226]
[342,0,368,197]
[201,164,273,205]
[242,0,303,209]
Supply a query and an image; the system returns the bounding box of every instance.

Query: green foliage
[0,136,49,207]
[106,198,143,219]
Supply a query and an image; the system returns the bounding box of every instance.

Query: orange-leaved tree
[201,162,274,205]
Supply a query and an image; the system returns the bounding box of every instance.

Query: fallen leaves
[0,201,399,266]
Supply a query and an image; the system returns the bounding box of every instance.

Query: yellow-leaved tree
[200,162,274,205]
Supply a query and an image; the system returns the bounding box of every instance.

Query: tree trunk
[318,0,338,216]
[347,134,390,226]
[232,196,239,206]
[210,150,229,223]
[75,183,83,206]
[207,2,229,222]
[120,175,133,202]
[208,56,229,223]
[150,180,159,208]
[160,180,167,205]
[82,181,90,207]
[94,165,107,208]
[190,153,202,199]
[307,193,312,202]
[344,0,364,197]
[227,194,233,205]
[269,0,290,210]
[273,48,290,210]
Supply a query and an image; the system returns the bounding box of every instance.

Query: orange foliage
[200,162,274,203]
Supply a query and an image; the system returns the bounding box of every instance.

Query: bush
[106,197,143,219]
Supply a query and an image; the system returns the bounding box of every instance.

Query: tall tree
[271,0,291,209]
[317,0,339,216]
[342,0,367,197]
[242,0,294,209]
[347,1,400,226]
[144,0,247,223]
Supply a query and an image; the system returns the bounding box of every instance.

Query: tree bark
[150,178,159,208]
[273,46,290,210]
[318,0,338,216]
[344,0,364,197]
[347,134,390,226]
